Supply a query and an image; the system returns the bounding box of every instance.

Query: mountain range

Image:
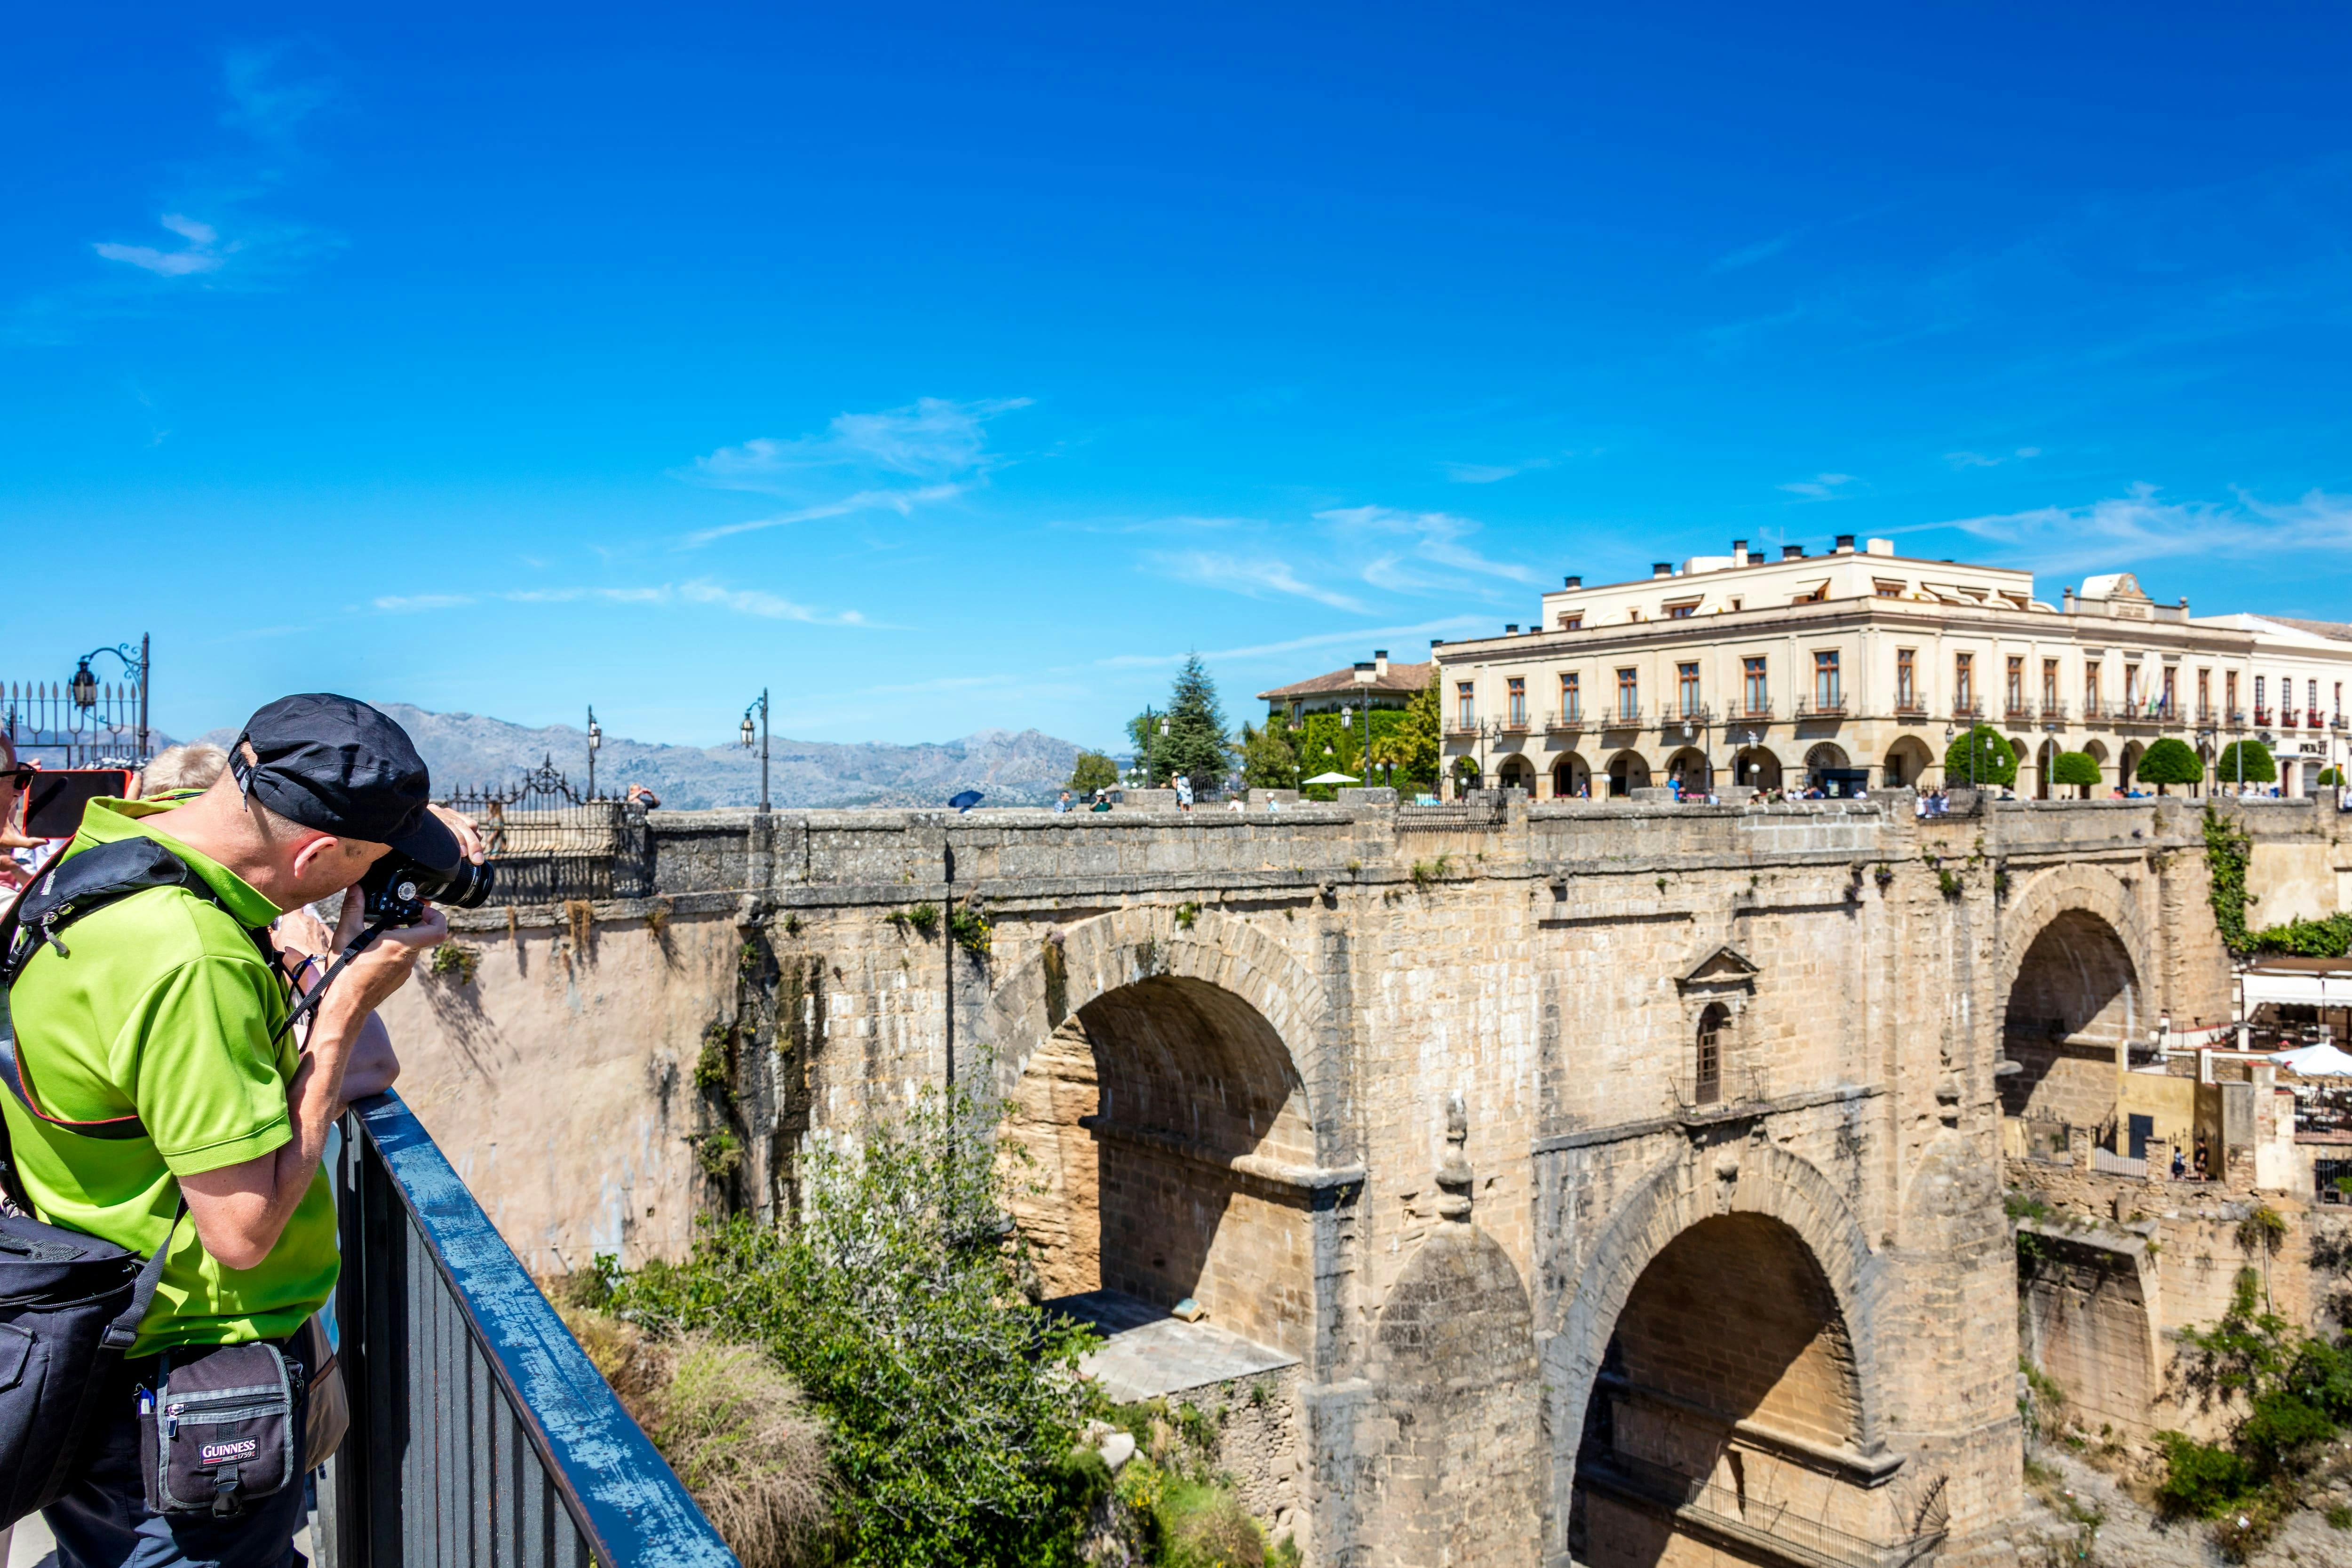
[199,705,1086,811]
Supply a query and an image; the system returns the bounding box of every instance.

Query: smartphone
[23,769,131,838]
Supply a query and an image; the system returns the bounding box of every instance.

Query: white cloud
[683,482,965,547]
[1778,472,1859,499]
[1945,447,2042,470]
[685,397,1032,493]
[1944,484,2352,573]
[1149,552,1368,612]
[373,581,870,626]
[94,214,236,277]
[1442,456,1555,485]
[1316,505,1540,590]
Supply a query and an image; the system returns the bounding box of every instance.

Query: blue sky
[6,3,2350,753]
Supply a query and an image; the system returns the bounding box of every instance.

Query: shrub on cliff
[609,1084,1100,1568]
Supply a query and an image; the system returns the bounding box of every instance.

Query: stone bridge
[380,792,2345,1567]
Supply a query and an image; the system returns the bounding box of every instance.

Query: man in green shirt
[4,694,471,1567]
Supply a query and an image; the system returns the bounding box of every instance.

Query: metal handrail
[320,1092,736,1568]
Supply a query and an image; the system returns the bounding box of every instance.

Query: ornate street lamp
[586,706,603,798]
[741,690,769,812]
[69,639,150,761]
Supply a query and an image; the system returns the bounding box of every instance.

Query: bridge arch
[985,907,1332,1356]
[1995,866,2153,1126]
[1548,1141,1892,1562]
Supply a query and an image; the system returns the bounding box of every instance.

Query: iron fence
[1577,1449,1947,1568]
[2,678,150,768]
[435,757,651,906]
[318,1091,735,1568]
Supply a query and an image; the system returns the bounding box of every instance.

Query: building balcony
[2080,697,2107,721]
[317,1093,729,1567]
[1794,696,1846,719]
[1892,698,1927,718]
[1658,704,1713,732]
[2254,707,2274,726]
[2195,705,2217,724]
[1544,709,1585,733]
[2334,714,2349,731]
[1950,700,1983,721]
[2039,701,2070,724]
[1602,707,1645,729]
[2282,710,2301,729]
[1494,712,1532,735]
[1444,719,1481,739]
[1727,700,1773,723]
[2227,707,2247,726]
[2311,710,2328,729]
[2002,703,2035,724]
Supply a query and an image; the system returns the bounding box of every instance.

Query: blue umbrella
[948,789,984,813]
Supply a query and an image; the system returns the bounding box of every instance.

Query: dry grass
[561,1306,835,1567]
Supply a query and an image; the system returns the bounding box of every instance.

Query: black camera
[357,850,494,927]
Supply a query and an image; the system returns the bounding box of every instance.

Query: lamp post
[70,637,149,761]
[741,690,769,812]
[2197,724,2217,800]
[586,706,603,798]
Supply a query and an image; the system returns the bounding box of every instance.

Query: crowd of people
[2,737,231,891]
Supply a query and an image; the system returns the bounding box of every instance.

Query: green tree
[1940,724,2018,789]
[1160,654,1232,794]
[1393,678,1440,788]
[2216,739,2277,787]
[1238,720,1298,789]
[2050,750,2101,799]
[2320,766,2345,787]
[1065,752,1119,795]
[2137,736,2203,795]
[610,1085,1100,1567]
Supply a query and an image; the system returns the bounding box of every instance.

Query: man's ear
[287,833,346,883]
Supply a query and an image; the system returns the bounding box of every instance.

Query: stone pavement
[1049,1288,1298,1403]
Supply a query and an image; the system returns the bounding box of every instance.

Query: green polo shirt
[1,797,337,1355]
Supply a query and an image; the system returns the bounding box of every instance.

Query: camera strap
[269,915,396,1046]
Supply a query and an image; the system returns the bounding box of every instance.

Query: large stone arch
[1548,1139,1891,1486]
[983,904,1332,1136]
[1994,864,2153,1012]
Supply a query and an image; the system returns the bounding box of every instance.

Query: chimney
[1430,637,1445,647]
[1563,574,1582,589]
[1652,562,1673,579]
[1834,533,1855,553]
[1782,544,1806,560]
[1374,649,1390,678]
[1505,624,1519,634]
[1732,539,1749,568]
[1353,661,1376,685]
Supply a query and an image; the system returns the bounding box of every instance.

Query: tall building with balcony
[1430,535,2352,797]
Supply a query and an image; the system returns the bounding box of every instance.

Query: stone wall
[369,792,2348,1566]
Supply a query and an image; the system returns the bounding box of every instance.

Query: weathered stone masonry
[381,793,2339,1567]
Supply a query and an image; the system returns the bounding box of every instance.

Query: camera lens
[424,858,495,910]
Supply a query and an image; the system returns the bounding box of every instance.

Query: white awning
[2272,1043,2352,1076]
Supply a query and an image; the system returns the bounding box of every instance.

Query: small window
[1559,613,1583,631]
[2006,656,2024,713]
[2043,658,2060,708]
[1627,609,1643,622]
[1897,649,1916,708]
[1955,652,1975,708]
[1665,598,1700,619]
[1696,1004,1727,1106]
[1874,580,1904,599]
[1729,597,1744,612]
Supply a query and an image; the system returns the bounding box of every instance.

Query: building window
[2198,668,2211,717]
[1507,677,1526,726]
[2227,670,2239,716]
[1874,580,1903,599]
[1560,672,1580,722]
[1729,597,1743,612]
[1744,656,1769,715]
[1456,681,1475,730]
[2255,675,2266,717]
[2125,664,2141,712]
[1897,649,1916,709]
[1559,613,1582,631]
[2043,658,2060,709]
[2162,667,2177,716]
[1955,652,1974,711]
[1678,661,1701,716]
[2006,656,2024,715]
[1666,602,1698,620]
[1617,668,1640,721]
[2310,679,2321,718]
[2336,682,2344,721]
[1696,1003,1727,1106]
[1627,609,1643,622]
[1814,650,1840,709]
[2085,659,2101,716]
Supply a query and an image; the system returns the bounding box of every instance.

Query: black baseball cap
[227,694,459,867]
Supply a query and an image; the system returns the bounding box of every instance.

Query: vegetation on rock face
[604,1085,1101,1567]
[1065,752,1120,795]
[2204,808,2352,957]
[2049,751,2101,797]
[2155,1270,2352,1559]
[1940,724,2018,789]
[2215,739,2276,787]
[2135,736,2202,793]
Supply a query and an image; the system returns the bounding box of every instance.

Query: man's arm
[179,908,444,1271]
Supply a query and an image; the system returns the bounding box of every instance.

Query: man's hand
[429,803,486,865]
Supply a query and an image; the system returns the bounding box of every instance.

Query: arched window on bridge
[1696,1003,1727,1106]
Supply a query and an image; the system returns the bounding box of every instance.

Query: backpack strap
[0,837,241,1140]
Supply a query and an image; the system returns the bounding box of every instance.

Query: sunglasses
[3,766,31,789]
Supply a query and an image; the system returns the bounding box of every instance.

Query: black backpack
[0,836,231,1527]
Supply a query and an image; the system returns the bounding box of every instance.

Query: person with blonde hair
[139,741,230,798]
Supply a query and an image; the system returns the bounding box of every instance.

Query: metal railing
[2,678,151,768]
[318,1092,736,1568]
[437,758,652,906]
[1577,1451,1946,1568]
[1795,696,1846,718]
[1545,709,1585,732]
